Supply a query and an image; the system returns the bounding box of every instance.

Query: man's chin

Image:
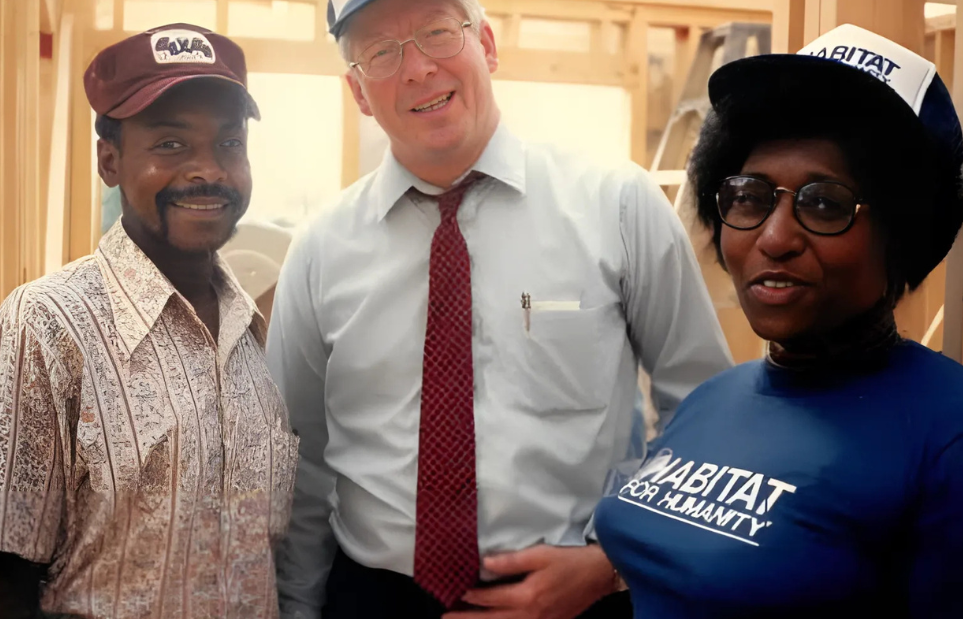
[413,125,469,152]
[166,228,237,255]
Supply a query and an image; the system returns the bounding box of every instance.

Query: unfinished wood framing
[943,0,963,361]
[649,22,773,362]
[628,10,651,164]
[62,0,773,228]
[0,0,773,360]
[67,0,96,262]
[621,0,773,9]
[1,0,43,296]
[822,0,926,52]
[45,12,72,274]
[673,24,704,103]
[925,12,957,93]
[340,78,361,190]
[9,0,962,356]
[771,0,804,52]
[41,0,62,34]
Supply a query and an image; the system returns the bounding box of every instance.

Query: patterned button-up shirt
[0,222,299,618]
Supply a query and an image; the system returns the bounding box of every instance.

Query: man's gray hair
[338,0,486,62]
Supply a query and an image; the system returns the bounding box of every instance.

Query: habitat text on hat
[798,24,937,114]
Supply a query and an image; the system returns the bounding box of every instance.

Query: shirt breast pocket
[490,303,622,415]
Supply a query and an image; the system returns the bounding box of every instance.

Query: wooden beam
[648,169,686,185]
[642,6,770,27]
[317,0,328,40]
[598,19,623,57]
[926,13,955,33]
[920,261,947,350]
[503,13,522,47]
[113,0,123,32]
[771,0,805,53]
[613,0,774,10]
[21,0,41,280]
[485,0,633,24]
[672,25,702,105]
[39,38,54,231]
[45,12,72,274]
[68,0,96,261]
[807,0,926,52]
[935,28,955,90]
[484,0,770,27]
[496,48,626,86]
[818,0,839,37]
[216,0,229,33]
[41,0,61,34]
[243,38,344,74]
[942,0,963,361]
[341,77,360,189]
[627,8,649,166]
[803,0,821,44]
[589,20,604,57]
[922,304,944,348]
[0,0,42,297]
[877,0,926,53]
[1,0,16,296]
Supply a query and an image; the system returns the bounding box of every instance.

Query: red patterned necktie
[413,176,480,609]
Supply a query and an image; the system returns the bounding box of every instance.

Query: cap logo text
[810,45,901,83]
[150,29,216,64]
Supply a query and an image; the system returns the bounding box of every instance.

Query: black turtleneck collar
[765,298,902,373]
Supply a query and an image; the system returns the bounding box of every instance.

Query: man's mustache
[155,184,244,210]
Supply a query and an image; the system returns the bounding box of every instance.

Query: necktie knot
[438,198,460,223]
[436,173,480,222]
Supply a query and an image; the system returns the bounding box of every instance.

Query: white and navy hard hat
[327,0,379,39]
[710,24,960,142]
[708,24,963,286]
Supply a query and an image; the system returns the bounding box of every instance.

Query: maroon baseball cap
[84,23,260,120]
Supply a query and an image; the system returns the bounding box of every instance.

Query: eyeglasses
[349,17,473,80]
[716,176,866,236]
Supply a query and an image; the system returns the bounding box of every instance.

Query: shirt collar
[373,122,527,221]
[96,221,264,361]
[213,252,268,359]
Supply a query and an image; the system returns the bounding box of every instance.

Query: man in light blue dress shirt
[267,1,733,617]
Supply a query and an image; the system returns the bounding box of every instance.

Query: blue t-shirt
[594,341,963,618]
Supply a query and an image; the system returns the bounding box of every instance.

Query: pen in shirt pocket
[521,292,531,333]
[520,293,581,334]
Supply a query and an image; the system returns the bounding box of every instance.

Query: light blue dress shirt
[268,124,733,617]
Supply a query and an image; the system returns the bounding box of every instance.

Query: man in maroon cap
[0,23,298,618]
